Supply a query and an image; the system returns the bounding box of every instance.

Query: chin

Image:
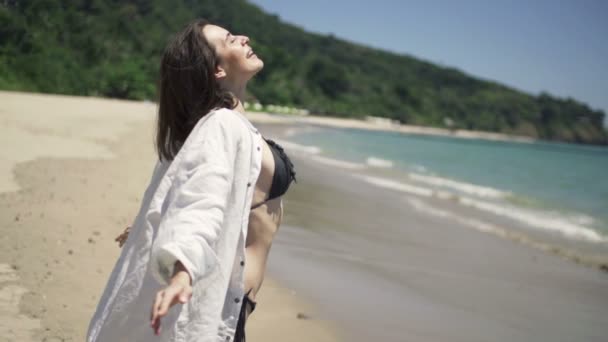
[251,60,264,75]
[254,57,264,70]
[242,58,264,79]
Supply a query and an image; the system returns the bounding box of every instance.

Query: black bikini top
[250,137,297,210]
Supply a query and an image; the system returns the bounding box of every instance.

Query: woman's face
[202,24,264,84]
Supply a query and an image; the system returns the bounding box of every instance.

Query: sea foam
[366,156,394,168]
[274,139,322,155]
[356,174,434,197]
[311,155,367,170]
[408,173,509,199]
[353,173,606,243]
[280,135,606,244]
[456,197,605,243]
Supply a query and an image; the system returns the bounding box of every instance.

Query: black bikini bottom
[234,288,257,342]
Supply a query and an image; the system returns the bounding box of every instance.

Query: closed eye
[226,33,236,44]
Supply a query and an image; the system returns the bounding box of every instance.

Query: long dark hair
[156,19,237,161]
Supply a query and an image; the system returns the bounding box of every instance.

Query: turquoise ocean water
[284,126,608,242]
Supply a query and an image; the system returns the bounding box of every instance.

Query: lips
[247,49,255,58]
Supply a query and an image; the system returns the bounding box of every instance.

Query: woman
[87,19,296,342]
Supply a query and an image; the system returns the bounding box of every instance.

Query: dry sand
[0,91,340,341]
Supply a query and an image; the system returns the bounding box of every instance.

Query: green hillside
[1,0,606,144]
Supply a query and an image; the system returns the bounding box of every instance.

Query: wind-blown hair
[156,19,237,161]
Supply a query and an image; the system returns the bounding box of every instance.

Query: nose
[240,35,249,45]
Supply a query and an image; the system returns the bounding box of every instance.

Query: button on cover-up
[87,108,263,342]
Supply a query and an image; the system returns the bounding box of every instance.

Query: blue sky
[249,0,608,122]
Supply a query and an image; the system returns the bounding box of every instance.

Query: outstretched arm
[149,110,243,286]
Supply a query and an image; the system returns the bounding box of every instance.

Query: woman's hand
[115,226,131,248]
[150,261,193,336]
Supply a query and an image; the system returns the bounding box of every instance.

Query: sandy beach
[1,91,607,342]
[0,91,340,341]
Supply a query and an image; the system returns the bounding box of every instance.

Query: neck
[223,81,247,114]
[233,100,245,114]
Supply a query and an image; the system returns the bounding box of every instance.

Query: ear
[215,65,227,80]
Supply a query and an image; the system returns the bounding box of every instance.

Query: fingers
[151,316,161,336]
[115,227,130,240]
[150,284,192,336]
[151,291,162,319]
[150,291,162,335]
[157,287,178,318]
[115,234,126,247]
[115,226,131,247]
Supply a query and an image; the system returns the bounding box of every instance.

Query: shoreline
[0,91,341,341]
[244,111,538,144]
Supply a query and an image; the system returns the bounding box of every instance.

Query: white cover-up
[87,108,263,342]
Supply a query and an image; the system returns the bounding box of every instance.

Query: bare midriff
[243,138,283,311]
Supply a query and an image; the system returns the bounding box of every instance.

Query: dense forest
[1,0,606,144]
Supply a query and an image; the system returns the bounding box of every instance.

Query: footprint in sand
[0,263,40,341]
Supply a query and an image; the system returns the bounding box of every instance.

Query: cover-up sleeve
[149,111,243,286]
